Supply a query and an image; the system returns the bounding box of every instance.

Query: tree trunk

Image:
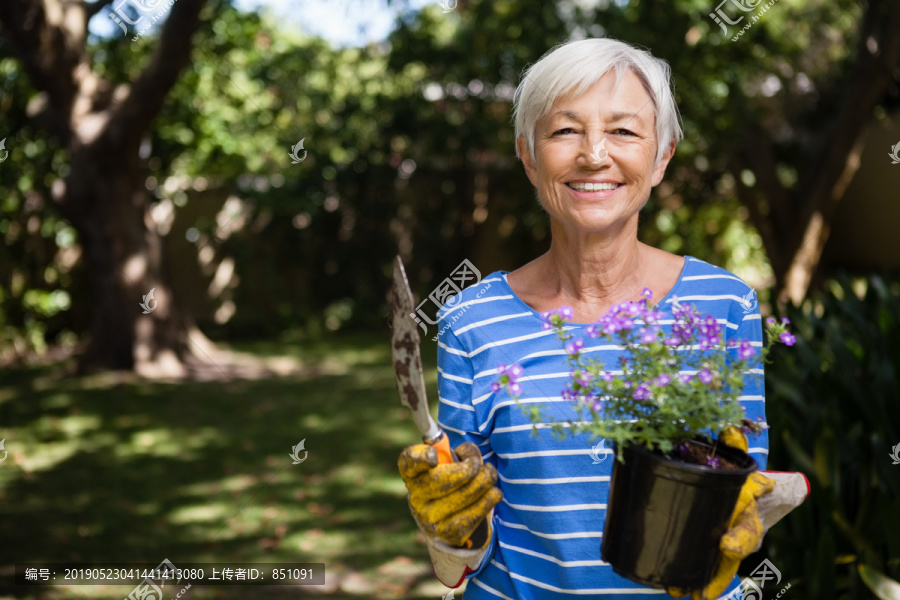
[734,0,900,305]
[0,0,209,374]
[63,140,195,374]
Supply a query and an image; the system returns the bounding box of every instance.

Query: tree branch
[769,0,900,300]
[105,0,207,146]
[0,0,82,130]
[790,0,900,255]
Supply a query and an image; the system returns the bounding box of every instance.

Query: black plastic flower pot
[601,439,758,591]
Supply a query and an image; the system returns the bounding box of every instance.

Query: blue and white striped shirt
[435,256,766,600]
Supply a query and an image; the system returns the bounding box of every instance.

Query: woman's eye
[613,128,637,136]
[553,128,576,136]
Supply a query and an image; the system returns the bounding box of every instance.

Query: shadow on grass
[0,332,459,599]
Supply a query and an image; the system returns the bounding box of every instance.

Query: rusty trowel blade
[390,256,434,438]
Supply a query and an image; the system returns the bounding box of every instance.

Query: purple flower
[698,316,723,350]
[497,363,507,375]
[490,382,501,393]
[779,332,796,346]
[540,306,574,328]
[633,384,652,400]
[706,456,720,468]
[653,374,671,387]
[732,340,755,360]
[508,364,525,379]
[679,373,694,384]
[641,288,653,301]
[699,369,714,384]
[509,382,522,395]
[601,372,615,383]
[766,317,776,325]
[640,326,660,344]
[574,371,593,387]
[565,338,585,355]
[643,309,665,324]
[781,317,791,325]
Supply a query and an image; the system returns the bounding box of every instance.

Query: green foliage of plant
[496,292,793,461]
[760,275,900,599]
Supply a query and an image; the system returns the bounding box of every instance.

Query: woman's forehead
[542,72,656,125]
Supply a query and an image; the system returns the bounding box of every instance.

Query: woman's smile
[565,179,625,199]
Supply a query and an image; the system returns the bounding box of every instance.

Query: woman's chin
[551,211,634,236]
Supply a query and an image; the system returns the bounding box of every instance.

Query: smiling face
[517,69,675,239]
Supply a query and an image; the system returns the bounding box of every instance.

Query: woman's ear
[517,136,539,188]
[650,139,677,187]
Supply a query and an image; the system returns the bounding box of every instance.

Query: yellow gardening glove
[398,441,502,548]
[667,428,776,600]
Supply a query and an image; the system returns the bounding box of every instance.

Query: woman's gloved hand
[667,427,809,600]
[398,441,502,548]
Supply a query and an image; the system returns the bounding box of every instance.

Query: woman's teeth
[568,182,620,191]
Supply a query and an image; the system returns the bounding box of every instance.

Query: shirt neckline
[497,255,695,327]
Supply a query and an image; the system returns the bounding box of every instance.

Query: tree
[723,0,900,303]
[0,0,207,373]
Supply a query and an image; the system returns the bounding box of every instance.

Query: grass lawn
[0,332,468,599]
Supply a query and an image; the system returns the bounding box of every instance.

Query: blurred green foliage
[759,275,900,599]
[0,0,885,354]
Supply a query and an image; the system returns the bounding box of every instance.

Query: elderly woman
[399,38,805,600]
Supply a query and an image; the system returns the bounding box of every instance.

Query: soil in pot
[671,441,745,471]
[601,439,757,591]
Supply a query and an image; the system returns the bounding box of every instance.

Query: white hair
[513,38,683,166]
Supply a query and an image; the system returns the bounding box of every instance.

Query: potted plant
[494,289,795,591]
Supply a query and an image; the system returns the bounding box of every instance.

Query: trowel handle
[425,430,457,465]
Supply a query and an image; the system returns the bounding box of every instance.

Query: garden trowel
[390,255,456,465]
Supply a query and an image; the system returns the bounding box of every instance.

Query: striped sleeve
[729,298,768,470]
